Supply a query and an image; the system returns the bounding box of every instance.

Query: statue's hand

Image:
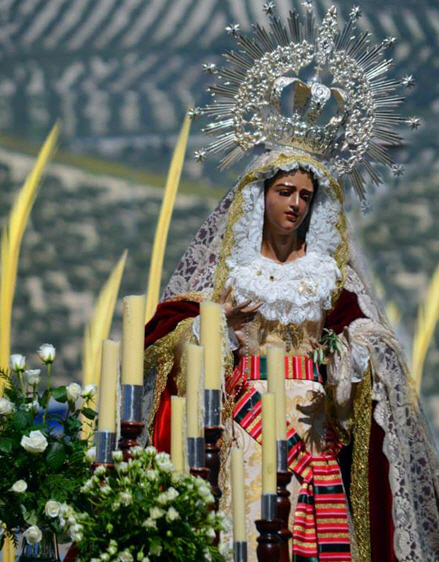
[218,286,262,331]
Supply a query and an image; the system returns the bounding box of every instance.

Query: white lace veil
[162,148,343,302]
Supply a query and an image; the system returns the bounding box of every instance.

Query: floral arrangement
[0,345,97,548]
[57,446,231,562]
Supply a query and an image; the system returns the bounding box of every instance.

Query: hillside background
[0,0,438,439]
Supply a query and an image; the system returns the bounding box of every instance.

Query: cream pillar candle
[267,345,286,440]
[200,301,222,390]
[98,339,120,433]
[121,295,146,386]
[231,448,247,542]
[186,344,204,438]
[261,393,277,494]
[171,396,186,473]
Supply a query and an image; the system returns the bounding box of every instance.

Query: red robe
[144,290,395,561]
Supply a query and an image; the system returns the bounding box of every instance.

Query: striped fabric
[230,358,351,561]
[236,355,323,383]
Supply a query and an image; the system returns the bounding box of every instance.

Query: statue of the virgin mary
[143,4,439,561]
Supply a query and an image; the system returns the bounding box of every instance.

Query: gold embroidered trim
[145,317,195,444]
[351,364,372,562]
[163,291,206,304]
[211,153,349,308]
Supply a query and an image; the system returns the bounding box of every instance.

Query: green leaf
[15,454,28,468]
[40,389,50,408]
[51,386,68,403]
[0,438,13,453]
[81,407,97,420]
[46,442,67,470]
[20,505,38,526]
[12,409,32,430]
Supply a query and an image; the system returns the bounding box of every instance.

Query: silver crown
[192,2,419,199]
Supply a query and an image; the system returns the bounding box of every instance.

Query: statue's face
[264,170,315,235]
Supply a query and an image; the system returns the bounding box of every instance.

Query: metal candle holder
[256,493,281,562]
[234,541,248,562]
[276,440,288,472]
[121,384,143,421]
[95,431,116,465]
[204,388,221,426]
[261,493,277,521]
[276,440,292,561]
[120,384,144,459]
[188,436,205,469]
[204,387,223,540]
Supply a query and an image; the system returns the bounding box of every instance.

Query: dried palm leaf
[0,123,59,373]
[144,114,191,322]
[412,263,439,392]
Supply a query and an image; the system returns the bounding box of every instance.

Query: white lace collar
[225,159,342,325]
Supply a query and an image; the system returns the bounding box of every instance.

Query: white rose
[219,543,232,557]
[80,479,93,493]
[0,524,4,538]
[166,487,179,501]
[94,465,107,476]
[44,500,61,518]
[69,523,83,542]
[81,384,97,398]
[119,492,132,505]
[25,369,41,386]
[100,485,111,496]
[116,462,128,473]
[142,518,157,529]
[118,550,133,562]
[66,383,82,402]
[37,344,56,364]
[11,479,28,493]
[129,446,143,458]
[10,354,26,372]
[0,397,14,416]
[108,540,118,555]
[85,446,96,462]
[21,430,48,454]
[149,507,165,520]
[25,399,39,414]
[145,470,157,481]
[149,544,162,557]
[155,456,173,472]
[112,450,124,462]
[23,525,42,545]
[166,507,180,522]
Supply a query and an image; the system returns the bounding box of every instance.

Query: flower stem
[43,363,52,424]
[18,371,26,404]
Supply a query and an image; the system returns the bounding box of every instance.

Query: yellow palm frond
[385,301,401,328]
[2,536,15,562]
[82,249,128,387]
[144,114,191,323]
[412,263,439,392]
[0,123,59,373]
